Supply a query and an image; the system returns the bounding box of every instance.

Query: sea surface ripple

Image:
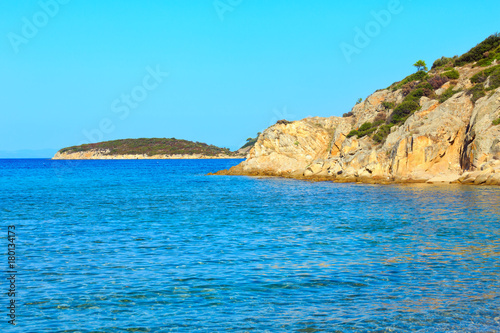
[1,159,499,332]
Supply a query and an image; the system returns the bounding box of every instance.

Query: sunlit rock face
[215,65,500,186]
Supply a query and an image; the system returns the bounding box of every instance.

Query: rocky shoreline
[211,164,500,186]
[212,63,500,186]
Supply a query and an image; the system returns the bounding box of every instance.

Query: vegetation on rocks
[59,138,235,156]
[453,33,500,66]
[391,70,428,91]
[405,82,435,101]
[347,115,387,140]
[346,35,500,145]
[427,75,449,89]
[471,65,500,87]
[240,133,261,150]
[442,69,460,79]
[466,65,500,103]
[475,50,500,67]
[413,60,428,72]
[439,86,461,103]
[468,84,487,104]
[389,101,421,124]
[381,101,395,110]
[431,56,457,69]
[373,124,393,144]
[215,35,500,186]
[347,122,377,138]
[431,33,500,68]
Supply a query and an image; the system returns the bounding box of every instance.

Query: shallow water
[1,159,499,332]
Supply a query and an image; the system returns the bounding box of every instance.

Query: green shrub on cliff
[346,130,358,138]
[415,82,434,91]
[490,69,500,90]
[402,82,435,104]
[382,101,395,110]
[431,56,456,69]
[471,65,500,86]
[346,122,378,139]
[475,48,500,67]
[492,118,500,126]
[442,69,460,79]
[454,33,500,66]
[373,124,393,144]
[439,86,461,103]
[358,122,372,132]
[389,101,421,124]
[413,60,428,72]
[372,119,385,127]
[404,89,426,103]
[240,133,261,150]
[468,84,486,104]
[391,70,429,91]
[467,66,500,105]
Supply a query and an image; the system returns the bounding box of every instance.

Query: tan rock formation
[214,65,500,186]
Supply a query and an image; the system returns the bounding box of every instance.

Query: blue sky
[1,0,499,155]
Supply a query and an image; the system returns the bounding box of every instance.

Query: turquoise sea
[1,159,500,332]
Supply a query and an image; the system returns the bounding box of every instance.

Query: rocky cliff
[213,37,500,185]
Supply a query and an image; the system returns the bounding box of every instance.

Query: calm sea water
[1,159,499,332]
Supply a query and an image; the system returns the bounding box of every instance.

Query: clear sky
[1,0,499,155]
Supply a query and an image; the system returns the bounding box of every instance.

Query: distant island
[53,138,253,160]
[213,34,500,186]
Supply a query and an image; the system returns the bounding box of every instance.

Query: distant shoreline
[52,137,251,160]
[52,152,245,160]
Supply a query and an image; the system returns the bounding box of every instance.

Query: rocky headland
[213,35,500,186]
[53,138,244,160]
[53,151,242,160]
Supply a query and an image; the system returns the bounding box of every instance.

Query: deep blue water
[1,158,500,332]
